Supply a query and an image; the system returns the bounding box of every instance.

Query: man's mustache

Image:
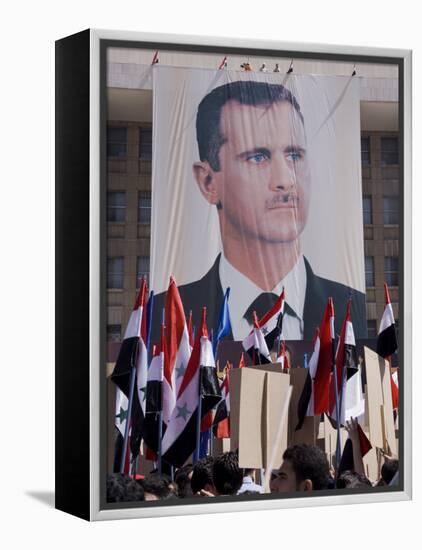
[265,192,298,209]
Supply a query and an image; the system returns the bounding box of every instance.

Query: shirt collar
[219,252,307,322]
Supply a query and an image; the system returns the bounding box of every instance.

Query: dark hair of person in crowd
[336,470,373,489]
[140,473,178,501]
[381,458,399,485]
[212,451,243,495]
[191,456,215,495]
[175,464,194,498]
[106,473,144,503]
[238,489,260,496]
[282,444,331,491]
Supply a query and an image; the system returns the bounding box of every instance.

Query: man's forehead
[219,99,305,148]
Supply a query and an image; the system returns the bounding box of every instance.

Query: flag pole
[157,310,165,477]
[194,365,203,464]
[120,355,138,473]
[332,336,342,471]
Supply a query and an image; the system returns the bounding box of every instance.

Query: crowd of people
[107,443,399,503]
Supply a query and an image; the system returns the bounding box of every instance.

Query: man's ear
[193,161,221,206]
[301,479,313,492]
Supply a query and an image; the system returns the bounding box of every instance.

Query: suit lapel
[302,257,326,340]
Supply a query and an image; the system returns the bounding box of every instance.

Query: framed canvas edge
[88,28,412,521]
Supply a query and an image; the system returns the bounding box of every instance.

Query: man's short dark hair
[196,80,304,171]
[140,473,176,500]
[381,458,399,485]
[336,470,372,489]
[283,444,330,491]
[191,456,215,494]
[213,451,243,495]
[175,464,194,498]
[106,473,144,503]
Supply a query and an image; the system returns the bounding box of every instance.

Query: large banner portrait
[150,66,366,341]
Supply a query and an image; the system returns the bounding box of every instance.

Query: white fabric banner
[150,66,366,340]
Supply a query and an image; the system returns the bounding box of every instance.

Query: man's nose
[269,154,296,192]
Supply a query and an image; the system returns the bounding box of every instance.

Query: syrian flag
[313,297,335,415]
[276,340,290,370]
[163,277,191,426]
[391,370,399,410]
[329,300,364,426]
[187,310,194,348]
[377,283,398,358]
[242,311,272,364]
[113,389,130,473]
[111,278,148,459]
[143,325,165,454]
[213,365,231,438]
[238,352,246,369]
[242,289,285,355]
[161,308,222,467]
[296,328,320,430]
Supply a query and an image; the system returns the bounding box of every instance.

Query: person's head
[175,464,194,498]
[106,473,144,503]
[191,456,216,495]
[381,458,399,485]
[194,81,310,247]
[270,444,330,493]
[213,451,243,495]
[140,473,176,501]
[336,470,372,489]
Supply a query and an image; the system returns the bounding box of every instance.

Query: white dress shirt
[219,253,307,341]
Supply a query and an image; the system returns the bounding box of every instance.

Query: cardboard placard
[364,346,397,455]
[229,365,291,469]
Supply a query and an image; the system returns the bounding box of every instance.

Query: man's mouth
[266,193,298,210]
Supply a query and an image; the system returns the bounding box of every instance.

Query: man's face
[270,459,304,493]
[210,100,310,244]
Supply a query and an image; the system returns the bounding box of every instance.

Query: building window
[107,324,121,342]
[138,191,152,224]
[381,137,399,166]
[139,127,152,160]
[367,319,377,338]
[107,127,127,158]
[137,256,150,286]
[365,256,375,287]
[107,257,124,289]
[361,137,371,166]
[363,196,372,225]
[385,257,399,286]
[383,196,399,225]
[107,191,126,222]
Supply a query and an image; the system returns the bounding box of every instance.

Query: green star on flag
[139,386,147,401]
[176,402,192,421]
[115,406,128,424]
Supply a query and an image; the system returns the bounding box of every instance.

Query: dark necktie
[243,292,298,324]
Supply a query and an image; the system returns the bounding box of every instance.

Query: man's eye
[246,152,268,164]
[286,151,303,162]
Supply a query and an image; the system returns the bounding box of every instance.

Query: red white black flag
[111,278,148,459]
[376,283,398,358]
[329,300,364,426]
[313,297,335,415]
[242,290,285,356]
[161,308,221,467]
[143,325,165,454]
[213,365,230,438]
[162,277,191,426]
[296,328,320,430]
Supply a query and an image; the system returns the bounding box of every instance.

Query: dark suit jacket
[150,254,367,344]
